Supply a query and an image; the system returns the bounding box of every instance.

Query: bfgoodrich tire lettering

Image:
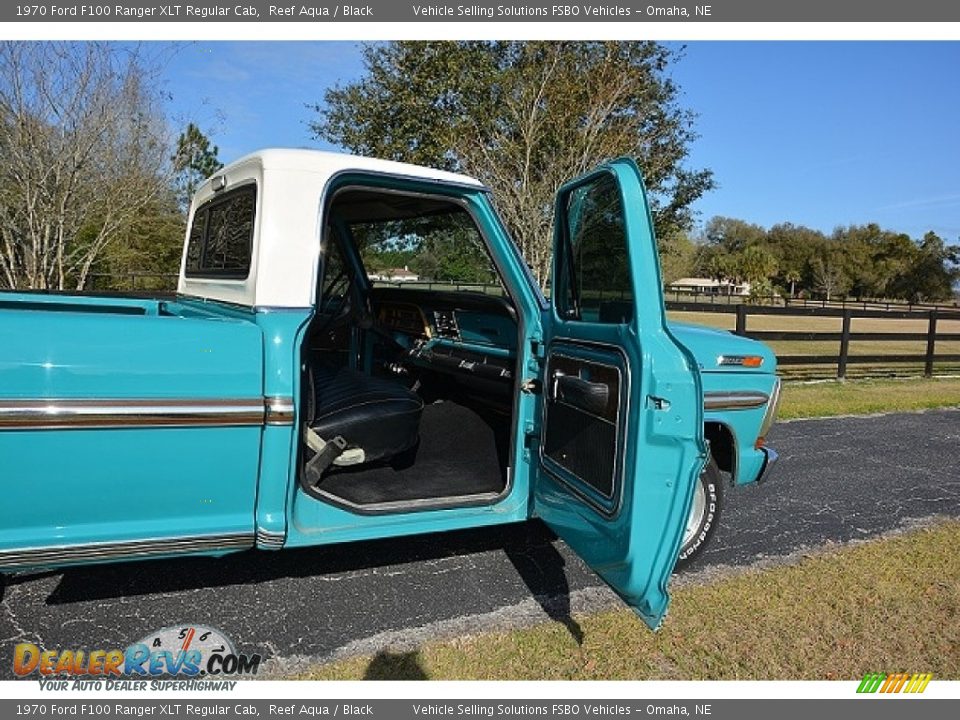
[675,457,724,570]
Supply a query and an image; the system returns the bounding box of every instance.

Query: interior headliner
[330,188,464,224]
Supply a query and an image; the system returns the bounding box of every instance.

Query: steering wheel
[316,270,405,351]
[314,266,354,337]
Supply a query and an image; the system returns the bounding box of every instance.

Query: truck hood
[667,321,777,373]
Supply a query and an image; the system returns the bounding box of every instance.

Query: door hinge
[528,338,545,373]
[522,421,538,461]
[520,378,543,394]
[530,336,546,359]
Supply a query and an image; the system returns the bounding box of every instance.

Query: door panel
[534,158,705,629]
[542,344,626,509]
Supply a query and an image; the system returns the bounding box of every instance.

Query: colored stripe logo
[857,672,932,694]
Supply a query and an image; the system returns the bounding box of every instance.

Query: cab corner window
[556,173,634,324]
[185,185,256,279]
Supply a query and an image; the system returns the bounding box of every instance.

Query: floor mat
[318,400,510,506]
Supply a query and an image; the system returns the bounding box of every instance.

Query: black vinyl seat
[302,363,424,489]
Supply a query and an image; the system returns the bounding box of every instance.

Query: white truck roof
[177,149,485,309]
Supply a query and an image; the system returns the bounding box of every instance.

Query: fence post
[837,310,852,379]
[735,305,747,336]
[924,309,938,377]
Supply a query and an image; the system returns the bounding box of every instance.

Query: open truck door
[534,158,706,629]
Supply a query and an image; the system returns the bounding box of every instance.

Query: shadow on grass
[363,650,428,680]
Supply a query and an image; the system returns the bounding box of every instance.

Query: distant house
[668,277,751,296]
[368,266,420,283]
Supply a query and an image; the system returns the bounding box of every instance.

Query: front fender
[702,374,780,485]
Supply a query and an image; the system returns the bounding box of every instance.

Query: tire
[675,457,724,570]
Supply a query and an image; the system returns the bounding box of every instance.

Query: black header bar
[4,1,960,23]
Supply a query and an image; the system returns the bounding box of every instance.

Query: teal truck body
[0,150,779,628]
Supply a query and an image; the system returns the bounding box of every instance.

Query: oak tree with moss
[311,41,714,287]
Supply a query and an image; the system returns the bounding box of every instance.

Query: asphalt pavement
[1,408,958,678]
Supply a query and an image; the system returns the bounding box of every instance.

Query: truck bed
[0,290,171,316]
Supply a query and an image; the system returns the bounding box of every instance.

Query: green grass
[778,377,960,420]
[301,520,960,680]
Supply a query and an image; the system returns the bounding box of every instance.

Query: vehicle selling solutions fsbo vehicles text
[410,5,634,17]
[407,5,709,18]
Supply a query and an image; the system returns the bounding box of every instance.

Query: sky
[159,41,960,242]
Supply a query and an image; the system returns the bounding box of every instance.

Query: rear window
[185,185,256,279]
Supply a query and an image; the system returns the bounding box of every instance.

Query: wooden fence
[10,274,960,380]
[664,288,960,314]
[667,300,960,379]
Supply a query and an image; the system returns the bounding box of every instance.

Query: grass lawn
[302,520,960,680]
[778,377,960,420]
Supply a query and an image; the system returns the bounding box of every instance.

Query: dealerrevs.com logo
[13,625,262,689]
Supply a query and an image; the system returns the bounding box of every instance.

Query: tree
[87,187,185,291]
[694,216,777,292]
[702,216,766,255]
[765,222,827,296]
[785,269,801,298]
[658,230,696,284]
[811,253,850,301]
[888,231,960,303]
[694,244,735,283]
[692,214,956,303]
[311,41,714,286]
[0,42,171,290]
[172,122,223,209]
[832,224,915,300]
[736,244,778,285]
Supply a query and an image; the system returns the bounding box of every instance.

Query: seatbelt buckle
[304,434,347,487]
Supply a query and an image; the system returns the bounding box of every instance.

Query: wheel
[675,457,724,570]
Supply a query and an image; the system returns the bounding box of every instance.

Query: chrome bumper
[756,446,779,483]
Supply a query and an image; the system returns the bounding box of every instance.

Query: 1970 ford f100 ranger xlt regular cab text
[0,150,779,628]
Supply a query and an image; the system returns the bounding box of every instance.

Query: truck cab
[0,149,777,628]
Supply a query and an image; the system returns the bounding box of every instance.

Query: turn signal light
[717,355,764,368]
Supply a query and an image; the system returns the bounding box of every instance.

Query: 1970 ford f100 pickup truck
[0,150,779,628]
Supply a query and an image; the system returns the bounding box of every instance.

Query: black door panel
[541,345,627,510]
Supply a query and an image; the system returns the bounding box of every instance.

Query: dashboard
[372,288,518,385]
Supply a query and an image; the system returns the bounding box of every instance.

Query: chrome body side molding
[264,396,296,425]
[703,391,770,411]
[0,396,296,429]
[0,533,254,569]
[255,528,286,549]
